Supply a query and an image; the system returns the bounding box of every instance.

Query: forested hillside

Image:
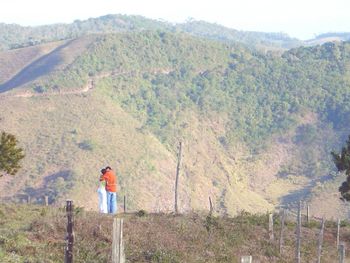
[6,32,349,149]
[1,30,350,217]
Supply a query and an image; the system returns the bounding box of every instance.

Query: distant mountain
[177,20,302,49]
[0,14,302,51]
[305,32,350,46]
[3,15,349,54]
[316,32,350,40]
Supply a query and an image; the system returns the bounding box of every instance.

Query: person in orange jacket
[100,166,117,214]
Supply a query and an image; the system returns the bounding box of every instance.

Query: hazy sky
[1,0,349,40]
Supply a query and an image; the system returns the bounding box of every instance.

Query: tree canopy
[0,131,25,177]
[331,135,350,201]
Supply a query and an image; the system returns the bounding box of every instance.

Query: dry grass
[0,85,273,215]
[0,41,64,84]
[1,204,350,262]
[124,211,350,263]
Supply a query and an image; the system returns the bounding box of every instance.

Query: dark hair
[101,168,106,174]
[105,166,112,170]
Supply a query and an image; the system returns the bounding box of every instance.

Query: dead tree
[174,141,182,213]
[209,196,213,215]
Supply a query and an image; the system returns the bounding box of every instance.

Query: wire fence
[2,195,349,263]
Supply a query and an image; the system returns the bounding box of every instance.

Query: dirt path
[0,68,172,99]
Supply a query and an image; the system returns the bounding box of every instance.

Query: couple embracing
[98,166,117,214]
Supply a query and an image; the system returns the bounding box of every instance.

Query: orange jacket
[100,170,117,192]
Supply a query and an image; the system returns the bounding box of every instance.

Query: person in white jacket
[98,168,108,213]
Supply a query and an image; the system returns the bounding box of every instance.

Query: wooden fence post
[269,213,274,241]
[209,197,213,215]
[174,141,182,214]
[306,204,310,223]
[123,195,126,213]
[337,219,341,248]
[279,209,285,254]
[45,195,49,206]
[64,200,74,263]
[112,218,117,263]
[27,195,31,204]
[317,218,325,263]
[296,201,301,263]
[112,218,125,263]
[241,256,252,263]
[339,243,345,263]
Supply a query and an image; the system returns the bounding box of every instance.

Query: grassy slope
[1,204,350,262]
[0,85,272,213]
[0,36,97,93]
[0,41,64,83]
[0,90,179,211]
[0,32,276,213]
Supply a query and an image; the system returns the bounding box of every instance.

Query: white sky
[0,0,349,40]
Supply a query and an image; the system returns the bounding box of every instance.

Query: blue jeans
[107,191,117,214]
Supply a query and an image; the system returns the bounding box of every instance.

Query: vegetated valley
[1,15,350,219]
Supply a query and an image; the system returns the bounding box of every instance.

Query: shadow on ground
[0,40,73,93]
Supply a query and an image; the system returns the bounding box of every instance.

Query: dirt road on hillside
[0,68,172,99]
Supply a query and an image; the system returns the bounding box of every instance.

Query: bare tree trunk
[174,141,182,214]
[209,196,213,215]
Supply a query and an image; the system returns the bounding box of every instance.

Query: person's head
[105,166,112,171]
[101,168,106,174]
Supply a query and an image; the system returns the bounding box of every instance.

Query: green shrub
[151,249,180,263]
[78,140,96,151]
[137,210,147,217]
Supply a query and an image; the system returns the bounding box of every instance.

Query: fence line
[279,209,285,255]
[337,218,341,248]
[9,196,347,262]
[316,218,325,263]
[269,213,274,241]
[339,243,345,263]
[64,200,74,263]
[296,201,301,263]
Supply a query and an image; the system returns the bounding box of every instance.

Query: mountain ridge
[0,14,302,51]
[1,14,349,54]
